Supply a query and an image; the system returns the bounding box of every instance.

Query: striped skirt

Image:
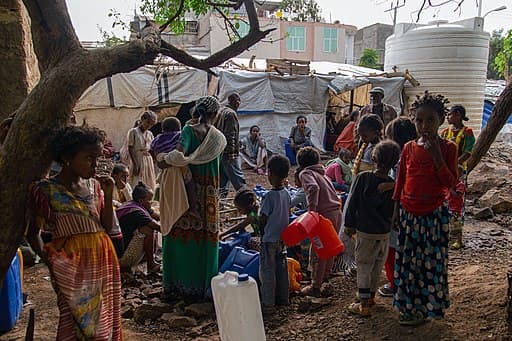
[46,231,122,340]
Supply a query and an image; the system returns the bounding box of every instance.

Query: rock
[297,297,331,313]
[479,188,512,214]
[489,229,503,237]
[121,305,134,319]
[133,303,172,323]
[468,162,509,194]
[474,207,494,220]
[142,287,161,298]
[161,313,198,328]
[184,302,215,318]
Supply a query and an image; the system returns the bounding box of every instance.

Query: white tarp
[75,66,208,110]
[216,70,332,152]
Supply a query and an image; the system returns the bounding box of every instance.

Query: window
[286,26,305,52]
[184,21,198,33]
[323,27,338,53]
[236,21,250,38]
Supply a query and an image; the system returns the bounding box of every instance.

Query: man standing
[360,87,398,128]
[216,92,247,197]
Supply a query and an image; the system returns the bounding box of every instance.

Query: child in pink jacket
[297,147,342,297]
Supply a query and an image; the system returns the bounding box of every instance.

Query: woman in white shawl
[157,96,227,299]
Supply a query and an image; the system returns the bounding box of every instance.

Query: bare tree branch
[22,0,81,72]
[159,0,273,71]
[158,0,186,33]
[214,5,242,40]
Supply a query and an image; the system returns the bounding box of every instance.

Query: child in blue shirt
[259,154,291,307]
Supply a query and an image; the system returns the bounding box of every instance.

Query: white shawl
[157,127,226,236]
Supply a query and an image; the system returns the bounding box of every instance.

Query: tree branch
[208,0,245,10]
[22,0,81,72]
[468,82,512,172]
[214,5,242,40]
[158,0,186,33]
[159,0,273,71]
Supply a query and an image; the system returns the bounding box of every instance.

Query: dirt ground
[1,167,511,341]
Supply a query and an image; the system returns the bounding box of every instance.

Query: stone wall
[354,23,393,66]
[0,0,39,119]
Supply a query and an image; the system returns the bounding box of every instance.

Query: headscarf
[195,96,220,115]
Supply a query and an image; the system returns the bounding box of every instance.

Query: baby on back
[150,117,199,217]
[150,117,182,156]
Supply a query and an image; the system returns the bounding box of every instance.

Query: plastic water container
[0,252,23,332]
[212,271,266,341]
[282,212,344,260]
[281,211,318,246]
[220,247,260,283]
[219,231,251,267]
[284,141,296,165]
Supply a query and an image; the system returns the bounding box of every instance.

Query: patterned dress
[162,125,221,298]
[30,178,122,340]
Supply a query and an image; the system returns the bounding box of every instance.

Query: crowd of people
[0,85,477,338]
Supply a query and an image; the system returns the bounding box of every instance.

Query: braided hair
[410,91,449,120]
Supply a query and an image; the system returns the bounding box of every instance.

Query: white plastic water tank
[384,18,490,134]
[211,271,266,341]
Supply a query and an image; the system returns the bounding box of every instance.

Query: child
[112,163,132,207]
[325,148,353,192]
[334,109,360,155]
[352,114,383,176]
[297,147,342,297]
[290,168,307,210]
[289,115,313,152]
[220,189,261,251]
[441,105,475,249]
[259,155,291,307]
[151,117,198,217]
[378,117,417,297]
[127,111,157,191]
[393,91,458,325]
[345,140,401,316]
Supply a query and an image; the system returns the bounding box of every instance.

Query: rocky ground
[1,143,511,341]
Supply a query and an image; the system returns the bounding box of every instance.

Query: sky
[66,0,512,42]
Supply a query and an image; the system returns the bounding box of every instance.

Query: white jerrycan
[211,271,266,341]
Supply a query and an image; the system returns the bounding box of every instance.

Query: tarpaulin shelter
[75,66,208,149]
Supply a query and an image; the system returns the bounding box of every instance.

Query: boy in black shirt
[345,140,401,316]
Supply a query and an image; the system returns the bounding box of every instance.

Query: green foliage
[488,29,505,79]
[494,29,512,80]
[280,0,323,22]
[139,0,229,34]
[358,48,380,70]
[98,27,126,47]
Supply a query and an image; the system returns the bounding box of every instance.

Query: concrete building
[131,3,357,63]
[354,23,393,66]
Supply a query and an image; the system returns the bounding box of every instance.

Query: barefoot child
[352,114,383,176]
[441,105,475,249]
[345,140,401,316]
[259,155,291,307]
[393,91,458,325]
[220,189,261,251]
[297,147,342,297]
[151,117,199,217]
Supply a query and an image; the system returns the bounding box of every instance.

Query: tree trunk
[0,0,272,285]
[468,82,512,172]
